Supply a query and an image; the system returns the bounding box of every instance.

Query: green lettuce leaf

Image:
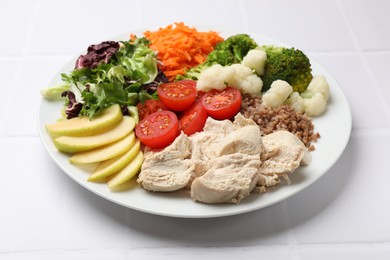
[51,37,159,118]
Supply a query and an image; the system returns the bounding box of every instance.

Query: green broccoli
[207,34,258,65]
[175,62,209,81]
[205,49,236,66]
[177,34,258,81]
[260,45,313,93]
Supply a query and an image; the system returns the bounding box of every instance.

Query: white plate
[38,29,352,218]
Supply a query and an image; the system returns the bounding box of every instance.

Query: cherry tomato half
[136,99,168,121]
[179,101,208,136]
[157,80,197,111]
[135,110,179,149]
[200,87,242,120]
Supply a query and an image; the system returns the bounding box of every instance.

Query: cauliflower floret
[298,75,330,116]
[228,64,263,95]
[241,49,267,76]
[304,92,327,116]
[197,63,262,96]
[196,64,236,92]
[262,80,293,108]
[285,92,305,113]
[301,75,330,101]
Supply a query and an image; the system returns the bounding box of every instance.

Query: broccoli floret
[206,49,236,66]
[260,45,313,93]
[175,62,209,81]
[207,34,258,65]
[177,34,258,81]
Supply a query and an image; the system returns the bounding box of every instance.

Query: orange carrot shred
[143,22,223,81]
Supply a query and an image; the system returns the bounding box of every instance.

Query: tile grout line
[0,0,43,139]
[3,241,390,255]
[335,0,390,121]
[358,57,390,120]
[280,201,302,260]
[334,0,362,52]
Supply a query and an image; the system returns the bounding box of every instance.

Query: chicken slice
[186,117,238,186]
[191,153,261,204]
[202,116,236,135]
[254,173,281,193]
[232,113,258,129]
[137,133,194,192]
[186,131,218,187]
[211,125,262,157]
[260,130,311,176]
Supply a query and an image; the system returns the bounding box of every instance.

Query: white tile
[309,53,390,129]
[0,250,126,260]
[0,59,20,131]
[2,57,71,137]
[124,246,294,259]
[297,244,390,260]
[243,0,356,52]
[285,131,390,243]
[364,52,390,114]
[29,0,244,56]
[0,0,38,55]
[124,203,291,247]
[132,0,243,32]
[28,0,144,55]
[339,0,390,51]
[0,139,129,252]
[0,138,63,251]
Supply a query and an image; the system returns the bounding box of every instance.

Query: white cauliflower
[304,93,327,117]
[285,92,305,113]
[228,64,263,95]
[262,80,293,108]
[196,64,236,92]
[241,49,267,75]
[196,64,263,96]
[301,75,330,101]
[300,75,330,116]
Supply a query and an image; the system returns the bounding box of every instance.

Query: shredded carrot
[143,22,224,81]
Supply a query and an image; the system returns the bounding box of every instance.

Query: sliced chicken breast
[260,130,311,176]
[137,133,194,192]
[191,153,261,204]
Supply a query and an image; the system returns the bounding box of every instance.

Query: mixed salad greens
[42,37,167,119]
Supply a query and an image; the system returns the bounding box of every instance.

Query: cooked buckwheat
[240,94,320,151]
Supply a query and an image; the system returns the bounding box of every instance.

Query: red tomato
[200,87,242,120]
[178,80,197,89]
[179,101,208,136]
[196,90,206,99]
[136,99,168,121]
[157,80,197,111]
[135,110,179,149]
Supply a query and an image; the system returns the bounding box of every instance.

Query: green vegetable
[207,34,258,65]
[175,62,209,81]
[205,49,236,67]
[40,83,70,101]
[177,34,258,81]
[45,37,159,118]
[259,45,313,93]
[126,105,139,124]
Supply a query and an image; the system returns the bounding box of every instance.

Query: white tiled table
[1,0,390,259]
